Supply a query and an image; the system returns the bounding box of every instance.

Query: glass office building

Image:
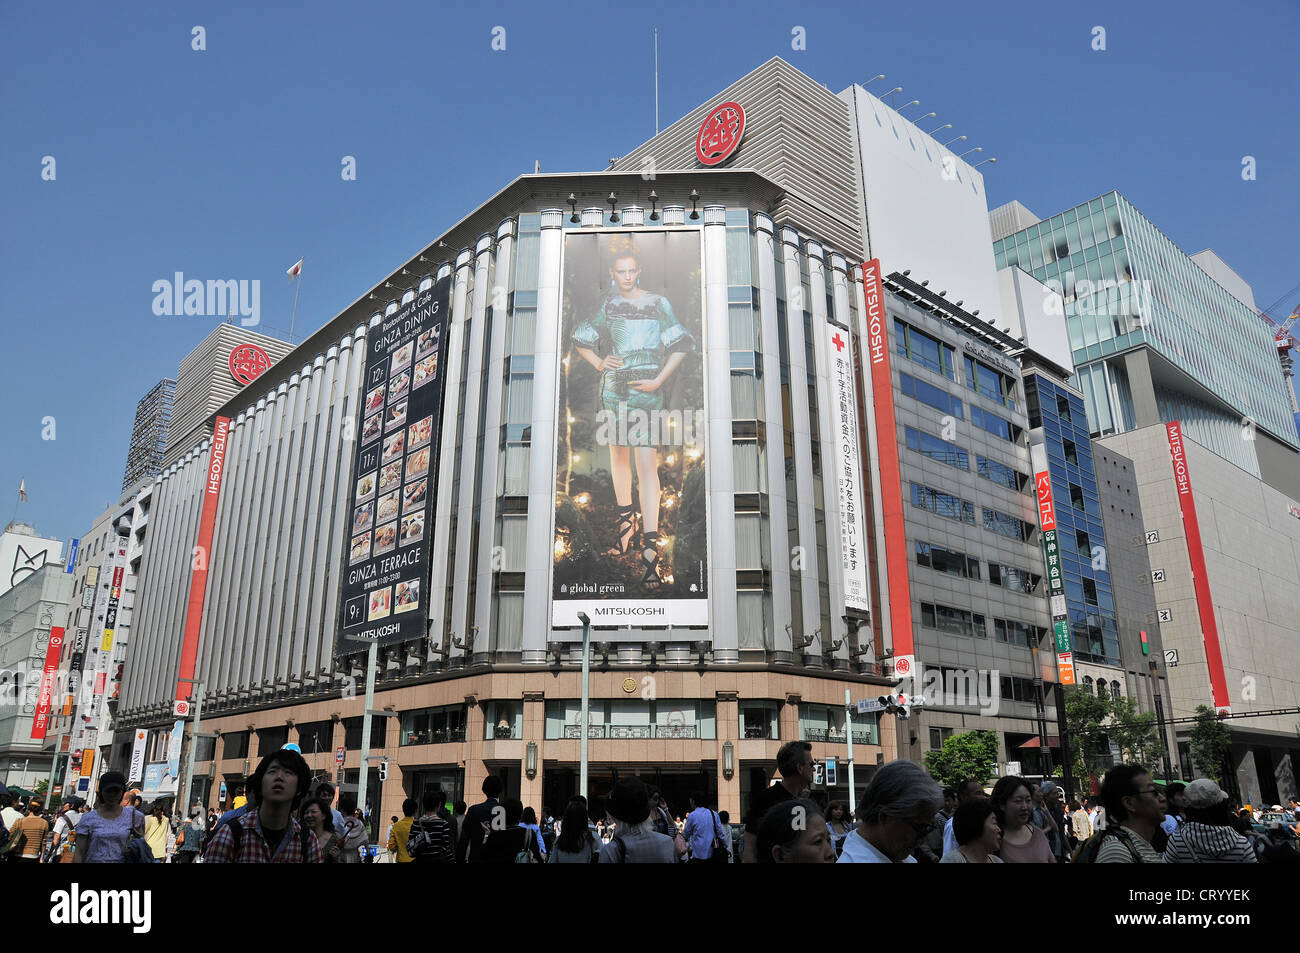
[1023,372,1119,665]
[993,192,1297,476]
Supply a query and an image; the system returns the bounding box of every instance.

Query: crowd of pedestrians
[6,740,1297,864]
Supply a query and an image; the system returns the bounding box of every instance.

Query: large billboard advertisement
[828,322,870,613]
[553,230,708,626]
[337,276,452,651]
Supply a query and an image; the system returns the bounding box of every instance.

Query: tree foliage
[1062,688,1111,783]
[1107,694,1162,770]
[923,729,998,788]
[1189,705,1232,783]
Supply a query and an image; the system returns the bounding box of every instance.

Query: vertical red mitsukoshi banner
[862,260,914,679]
[1165,422,1230,712]
[174,415,230,703]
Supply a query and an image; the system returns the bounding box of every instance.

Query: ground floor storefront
[119,666,894,835]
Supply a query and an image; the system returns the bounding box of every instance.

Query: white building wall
[841,84,1004,326]
[1098,425,1300,735]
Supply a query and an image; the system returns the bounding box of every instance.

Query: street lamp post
[578,612,591,801]
[844,688,856,809]
[177,679,204,818]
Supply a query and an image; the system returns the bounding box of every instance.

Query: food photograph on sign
[553,230,708,624]
[402,476,427,512]
[394,578,420,613]
[414,353,439,388]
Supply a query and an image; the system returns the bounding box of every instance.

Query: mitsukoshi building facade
[112,58,1093,823]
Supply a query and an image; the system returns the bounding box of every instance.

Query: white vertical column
[251,380,292,686]
[233,395,272,691]
[428,252,472,662]
[288,356,326,682]
[450,233,494,658]
[279,363,317,684]
[475,218,515,653]
[806,241,841,668]
[521,209,564,664]
[781,227,822,648]
[303,342,342,677]
[753,215,792,658]
[318,328,361,676]
[264,369,308,683]
[703,206,738,663]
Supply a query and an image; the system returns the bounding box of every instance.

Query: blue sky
[3,0,1297,542]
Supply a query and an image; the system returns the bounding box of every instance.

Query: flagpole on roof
[287,257,304,344]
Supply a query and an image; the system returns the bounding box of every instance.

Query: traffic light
[813,761,825,786]
[378,760,388,782]
[896,693,910,720]
[825,759,837,786]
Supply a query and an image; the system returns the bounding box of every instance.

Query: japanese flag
[18,479,26,502]
[286,258,304,280]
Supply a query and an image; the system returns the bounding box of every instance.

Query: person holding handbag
[683,791,730,864]
[72,772,148,864]
[174,810,205,863]
[338,802,368,863]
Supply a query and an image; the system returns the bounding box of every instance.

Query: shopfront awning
[1018,736,1060,748]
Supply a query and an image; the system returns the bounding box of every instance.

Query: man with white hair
[838,760,945,863]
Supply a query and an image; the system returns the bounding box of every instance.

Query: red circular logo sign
[229,343,271,386]
[696,101,745,166]
[894,657,911,676]
[174,700,190,717]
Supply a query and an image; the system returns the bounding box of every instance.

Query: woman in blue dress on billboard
[572,234,695,589]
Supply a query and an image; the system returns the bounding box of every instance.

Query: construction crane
[1259,283,1300,417]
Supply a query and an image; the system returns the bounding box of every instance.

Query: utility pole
[844,688,856,808]
[578,612,591,801]
[355,642,378,830]
[177,679,204,817]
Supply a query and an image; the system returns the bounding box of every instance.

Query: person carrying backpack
[203,749,322,863]
[480,798,543,863]
[1072,765,1164,863]
[406,790,455,864]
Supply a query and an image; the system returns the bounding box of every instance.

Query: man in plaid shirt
[204,749,322,863]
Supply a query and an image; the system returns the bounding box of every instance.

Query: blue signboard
[65,538,79,573]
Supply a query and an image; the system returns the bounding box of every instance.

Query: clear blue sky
[3,0,1297,542]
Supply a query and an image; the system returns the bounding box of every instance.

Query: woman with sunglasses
[992,775,1055,863]
[71,771,146,864]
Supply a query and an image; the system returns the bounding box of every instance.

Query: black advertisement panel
[337,276,451,651]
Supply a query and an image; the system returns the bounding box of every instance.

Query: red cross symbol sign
[832,333,845,352]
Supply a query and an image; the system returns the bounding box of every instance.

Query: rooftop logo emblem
[696,101,745,166]
[229,343,271,386]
